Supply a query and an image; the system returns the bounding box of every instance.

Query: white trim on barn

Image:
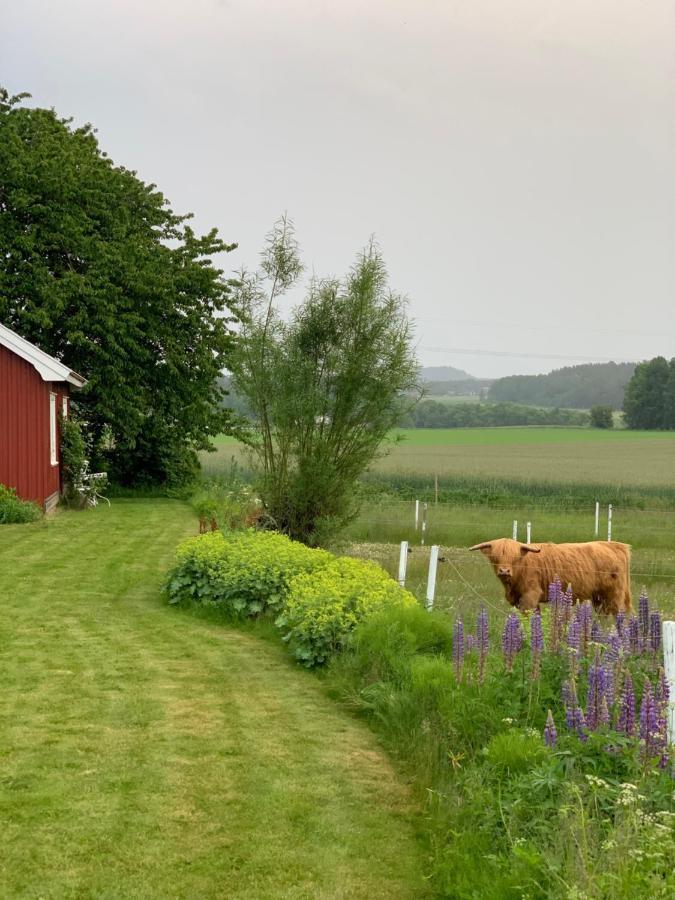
[0,324,86,388]
[49,392,58,466]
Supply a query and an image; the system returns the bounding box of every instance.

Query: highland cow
[469,538,632,614]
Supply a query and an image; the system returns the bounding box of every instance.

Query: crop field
[377,427,675,486]
[203,427,675,488]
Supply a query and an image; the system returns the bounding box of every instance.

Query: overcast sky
[3,0,674,377]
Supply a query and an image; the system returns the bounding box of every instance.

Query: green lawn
[0,501,429,899]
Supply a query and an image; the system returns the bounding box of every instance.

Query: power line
[420,346,634,363]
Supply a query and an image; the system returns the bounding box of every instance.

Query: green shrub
[277,557,417,667]
[166,530,331,616]
[190,479,261,531]
[0,484,41,524]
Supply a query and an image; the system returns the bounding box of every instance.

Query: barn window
[50,393,58,466]
[62,396,68,418]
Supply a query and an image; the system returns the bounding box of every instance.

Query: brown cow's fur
[469,538,632,614]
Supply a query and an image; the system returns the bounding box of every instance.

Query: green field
[204,427,675,488]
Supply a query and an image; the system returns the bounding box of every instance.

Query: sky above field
[3,1,674,377]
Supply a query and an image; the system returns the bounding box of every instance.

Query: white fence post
[512,520,518,541]
[594,501,599,538]
[426,545,439,611]
[421,502,428,546]
[526,521,532,544]
[663,621,675,746]
[607,504,613,541]
[398,540,409,587]
[414,500,419,531]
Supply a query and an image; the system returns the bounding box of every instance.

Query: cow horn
[469,542,492,551]
[521,544,541,553]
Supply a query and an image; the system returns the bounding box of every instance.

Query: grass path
[0,501,429,899]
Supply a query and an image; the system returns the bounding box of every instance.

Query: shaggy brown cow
[469,538,632,613]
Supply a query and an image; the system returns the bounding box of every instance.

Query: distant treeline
[402,400,589,428]
[424,378,493,396]
[488,362,635,410]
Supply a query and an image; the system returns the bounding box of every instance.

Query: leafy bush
[276,557,417,667]
[190,479,261,531]
[166,530,331,617]
[60,414,108,507]
[0,484,41,524]
[590,404,614,429]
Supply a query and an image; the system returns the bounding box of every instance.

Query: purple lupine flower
[655,667,671,769]
[566,705,587,741]
[502,613,523,673]
[639,678,660,762]
[465,634,477,653]
[586,648,607,730]
[477,607,489,684]
[601,655,615,709]
[591,620,605,645]
[598,694,610,728]
[615,611,626,640]
[548,578,563,652]
[577,600,593,655]
[453,618,465,681]
[562,583,574,627]
[562,677,587,740]
[544,709,557,748]
[649,611,662,653]
[628,616,640,655]
[638,590,650,639]
[530,609,544,680]
[617,670,636,736]
[605,630,621,667]
[567,618,581,676]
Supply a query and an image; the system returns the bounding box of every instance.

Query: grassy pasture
[0,501,428,899]
[338,497,675,633]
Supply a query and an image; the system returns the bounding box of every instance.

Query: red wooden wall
[0,343,69,507]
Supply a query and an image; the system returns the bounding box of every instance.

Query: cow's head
[469,538,540,585]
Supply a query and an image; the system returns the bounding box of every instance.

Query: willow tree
[229,217,420,544]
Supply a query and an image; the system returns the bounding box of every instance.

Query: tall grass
[360,471,675,510]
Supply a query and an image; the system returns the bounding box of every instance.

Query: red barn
[0,324,86,511]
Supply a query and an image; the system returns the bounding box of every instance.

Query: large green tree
[0,88,236,485]
[623,356,671,430]
[229,217,420,544]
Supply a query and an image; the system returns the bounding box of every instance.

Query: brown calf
[469,538,632,614]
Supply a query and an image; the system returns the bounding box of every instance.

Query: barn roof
[0,324,86,388]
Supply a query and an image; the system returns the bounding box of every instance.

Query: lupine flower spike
[548,577,563,652]
[530,609,544,680]
[649,611,662,653]
[544,710,557,748]
[586,647,607,730]
[502,613,523,673]
[477,607,489,684]
[453,618,465,681]
[617,670,636,736]
[638,590,650,641]
[654,668,671,769]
